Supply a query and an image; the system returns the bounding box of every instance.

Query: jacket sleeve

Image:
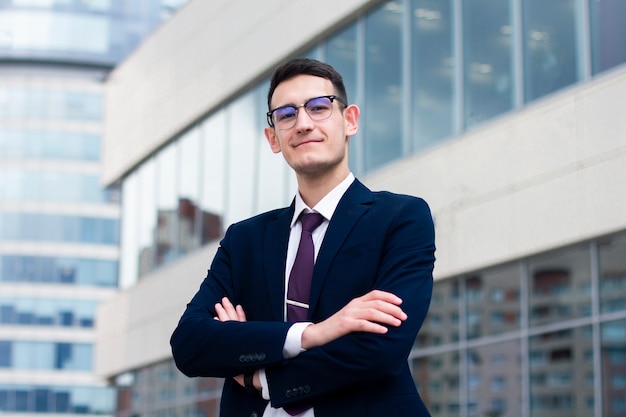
[170,225,293,378]
[265,197,435,408]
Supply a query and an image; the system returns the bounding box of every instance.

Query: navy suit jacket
[171,179,435,417]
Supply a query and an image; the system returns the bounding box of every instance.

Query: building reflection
[139,198,222,277]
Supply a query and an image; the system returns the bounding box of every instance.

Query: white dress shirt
[260,173,355,417]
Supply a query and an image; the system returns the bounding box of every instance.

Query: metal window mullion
[172,140,181,259]
[355,17,366,176]
[223,107,232,225]
[579,0,592,80]
[452,0,464,135]
[512,0,524,109]
[194,123,205,247]
[590,241,603,417]
[459,276,468,417]
[520,259,530,417]
[402,0,412,156]
[251,90,262,214]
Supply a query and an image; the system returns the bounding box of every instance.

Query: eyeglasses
[266,95,347,129]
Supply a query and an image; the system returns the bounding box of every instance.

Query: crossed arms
[214,289,408,390]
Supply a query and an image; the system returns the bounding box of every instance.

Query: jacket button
[250,413,258,417]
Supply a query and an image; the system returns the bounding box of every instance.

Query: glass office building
[0,1,188,415]
[96,0,626,416]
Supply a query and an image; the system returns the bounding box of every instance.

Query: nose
[294,106,314,133]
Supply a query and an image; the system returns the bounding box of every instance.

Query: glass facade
[0,0,188,66]
[414,232,626,417]
[0,212,118,244]
[589,0,626,75]
[0,255,118,286]
[463,0,514,127]
[0,73,120,413]
[0,340,92,371]
[119,0,626,283]
[0,297,97,327]
[115,361,223,417]
[0,130,100,160]
[0,384,114,415]
[0,1,190,415]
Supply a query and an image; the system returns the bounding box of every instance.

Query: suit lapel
[308,180,372,316]
[263,204,294,321]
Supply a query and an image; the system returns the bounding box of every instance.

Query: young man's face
[264,74,359,179]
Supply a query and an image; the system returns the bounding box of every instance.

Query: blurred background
[1,0,626,416]
[0,0,189,415]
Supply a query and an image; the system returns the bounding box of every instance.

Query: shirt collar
[291,173,355,227]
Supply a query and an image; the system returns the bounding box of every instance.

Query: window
[363,2,404,171]
[523,0,580,102]
[463,0,513,127]
[590,0,626,74]
[411,0,454,149]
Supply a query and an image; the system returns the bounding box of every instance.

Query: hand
[214,297,246,322]
[301,289,407,350]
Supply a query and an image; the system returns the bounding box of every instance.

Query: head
[264,58,359,181]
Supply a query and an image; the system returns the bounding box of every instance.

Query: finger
[214,302,229,322]
[339,314,391,334]
[221,297,241,320]
[361,290,403,305]
[235,304,247,322]
[233,374,244,387]
[343,302,407,329]
[349,298,407,322]
[367,299,408,321]
[364,307,406,326]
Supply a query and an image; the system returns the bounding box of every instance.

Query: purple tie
[287,212,324,322]
[285,212,324,415]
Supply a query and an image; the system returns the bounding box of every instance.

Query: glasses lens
[272,106,297,127]
[305,96,333,120]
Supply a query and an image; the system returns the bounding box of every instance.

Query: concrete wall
[101,0,377,185]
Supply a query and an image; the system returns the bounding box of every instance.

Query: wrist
[302,322,327,350]
[253,370,262,391]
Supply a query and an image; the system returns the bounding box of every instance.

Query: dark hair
[267,58,348,110]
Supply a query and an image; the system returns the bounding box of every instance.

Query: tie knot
[299,212,324,233]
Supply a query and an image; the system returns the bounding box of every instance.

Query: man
[170,58,435,417]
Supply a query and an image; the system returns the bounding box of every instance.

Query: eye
[273,106,297,122]
[305,97,332,114]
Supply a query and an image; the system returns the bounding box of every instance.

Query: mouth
[294,138,322,148]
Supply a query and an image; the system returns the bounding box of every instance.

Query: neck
[296,167,350,208]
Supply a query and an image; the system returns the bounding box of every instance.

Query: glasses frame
[266,95,348,129]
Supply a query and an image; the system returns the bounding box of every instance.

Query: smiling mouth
[295,139,322,147]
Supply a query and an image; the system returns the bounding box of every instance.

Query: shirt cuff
[260,323,312,401]
[283,322,312,359]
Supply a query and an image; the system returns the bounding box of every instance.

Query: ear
[264,126,282,154]
[343,104,360,137]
